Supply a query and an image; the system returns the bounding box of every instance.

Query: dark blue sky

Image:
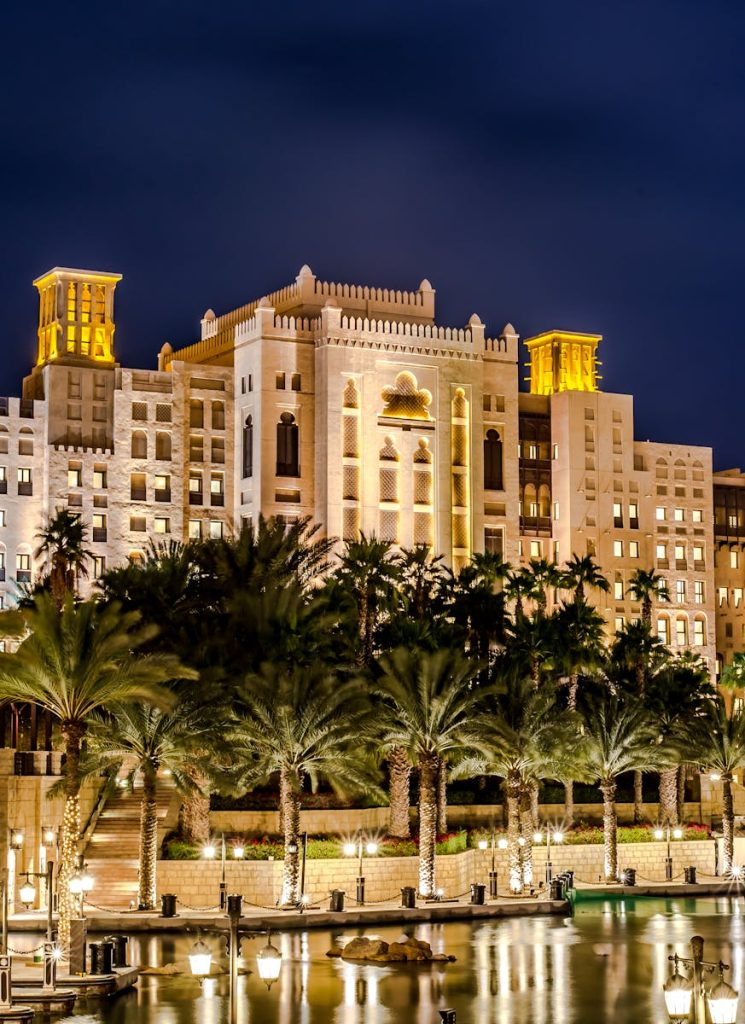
[1,0,743,467]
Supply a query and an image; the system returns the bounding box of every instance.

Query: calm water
[12,896,745,1023]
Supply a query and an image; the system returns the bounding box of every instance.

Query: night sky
[1,1,743,467]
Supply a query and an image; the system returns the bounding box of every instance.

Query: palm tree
[334,534,400,667]
[627,568,669,633]
[562,554,610,604]
[375,647,482,898]
[0,595,190,953]
[686,696,745,875]
[525,558,563,612]
[85,702,221,909]
[34,509,94,606]
[234,664,380,907]
[553,598,606,824]
[580,693,665,881]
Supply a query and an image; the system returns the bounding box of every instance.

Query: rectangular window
[613,540,623,557]
[629,541,639,558]
[614,580,624,600]
[212,437,225,464]
[188,520,202,540]
[552,444,559,460]
[154,516,170,534]
[248,374,253,392]
[553,502,560,521]
[16,553,31,584]
[241,377,246,395]
[629,502,638,524]
[736,589,743,608]
[676,618,688,647]
[676,580,686,603]
[656,507,666,521]
[93,468,107,489]
[130,516,147,532]
[92,513,107,543]
[615,616,625,632]
[692,509,703,523]
[693,545,704,563]
[613,501,623,528]
[530,540,541,557]
[291,373,301,392]
[209,520,224,540]
[131,402,147,421]
[0,511,6,528]
[276,372,286,390]
[674,544,686,561]
[731,550,739,569]
[694,581,704,604]
[155,474,171,501]
[155,404,172,423]
[189,436,204,462]
[657,618,670,645]
[484,527,503,556]
[67,467,82,488]
[674,508,684,522]
[130,473,146,502]
[719,587,728,607]
[92,556,106,579]
[17,468,31,496]
[656,542,667,560]
[693,619,705,646]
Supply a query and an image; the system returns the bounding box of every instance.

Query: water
[12,896,745,1022]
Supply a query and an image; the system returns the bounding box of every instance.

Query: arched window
[484,429,503,490]
[538,484,551,518]
[131,430,147,459]
[155,432,171,461]
[190,399,204,428]
[657,616,670,646]
[243,415,253,479]
[276,413,299,477]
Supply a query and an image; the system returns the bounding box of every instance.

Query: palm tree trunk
[564,780,574,828]
[436,759,448,835]
[388,746,411,838]
[722,776,734,875]
[530,782,539,831]
[519,787,534,888]
[506,771,522,894]
[58,720,86,957]
[417,752,439,898]
[138,767,158,910]
[601,778,618,882]
[633,770,643,824]
[677,765,686,823]
[179,767,210,845]
[280,767,302,906]
[658,768,679,826]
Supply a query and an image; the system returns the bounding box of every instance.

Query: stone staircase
[83,778,177,909]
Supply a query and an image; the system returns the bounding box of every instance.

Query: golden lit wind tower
[32,267,122,367]
[524,329,602,394]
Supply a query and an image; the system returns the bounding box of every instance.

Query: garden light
[233,845,245,860]
[342,842,357,857]
[663,968,693,1021]
[19,878,35,908]
[202,844,216,859]
[256,935,282,989]
[707,973,739,1024]
[189,940,213,979]
[478,839,488,850]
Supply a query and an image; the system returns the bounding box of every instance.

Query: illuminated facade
[0,263,736,674]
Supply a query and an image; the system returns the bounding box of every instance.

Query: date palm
[561,554,609,604]
[234,664,381,907]
[0,594,190,953]
[85,701,221,910]
[685,696,745,875]
[525,558,563,612]
[34,509,94,605]
[580,692,665,881]
[375,647,482,898]
[334,534,400,667]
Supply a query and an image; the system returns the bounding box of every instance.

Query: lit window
[675,617,688,647]
[729,514,738,529]
[209,520,224,540]
[629,541,639,558]
[674,544,685,562]
[155,474,170,492]
[188,520,202,541]
[484,527,503,555]
[154,517,170,534]
[67,467,82,488]
[674,508,684,522]
[694,618,705,646]
[694,581,704,604]
[189,474,202,493]
[656,507,666,520]
[676,580,686,603]
[719,587,728,607]
[613,540,623,557]
[529,540,541,558]
[518,540,523,557]
[553,502,560,520]
[93,468,107,489]
[693,545,704,563]
[17,469,31,484]
[613,501,622,518]
[615,615,625,632]
[16,553,31,583]
[736,589,743,608]
[692,509,703,523]
[92,513,106,532]
[614,580,624,600]
[210,475,224,495]
[731,550,739,569]
[552,444,559,459]
[657,617,670,645]
[0,511,5,528]
[629,502,638,520]
[92,556,106,579]
[656,543,667,560]
[528,444,538,460]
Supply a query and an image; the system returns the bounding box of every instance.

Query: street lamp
[663,936,739,1024]
[18,875,35,909]
[478,831,499,898]
[342,836,378,904]
[42,827,56,848]
[533,824,564,883]
[232,844,245,860]
[9,830,23,850]
[189,894,283,1023]
[69,863,93,919]
[654,822,683,881]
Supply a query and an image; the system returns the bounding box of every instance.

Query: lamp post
[654,822,684,882]
[189,893,282,1024]
[69,862,93,920]
[533,824,564,884]
[663,935,739,1024]
[477,831,499,898]
[343,837,378,905]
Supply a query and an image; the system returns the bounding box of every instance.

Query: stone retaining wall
[156,839,716,908]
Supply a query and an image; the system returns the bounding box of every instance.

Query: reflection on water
[31,897,745,1023]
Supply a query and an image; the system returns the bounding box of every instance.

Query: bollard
[488,870,498,899]
[401,886,416,909]
[550,877,565,900]
[684,866,697,885]
[329,889,345,912]
[469,883,485,906]
[439,1010,456,1023]
[42,942,56,993]
[622,868,636,887]
[69,919,87,976]
[89,942,102,976]
[563,870,574,891]
[160,893,178,918]
[100,940,114,975]
[108,934,129,968]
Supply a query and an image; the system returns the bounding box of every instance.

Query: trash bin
[108,935,128,968]
[160,893,178,918]
[469,883,486,906]
[550,878,565,900]
[401,886,416,909]
[684,866,697,885]
[100,940,114,974]
[329,889,345,912]
[622,868,636,886]
[89,942,102,975]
